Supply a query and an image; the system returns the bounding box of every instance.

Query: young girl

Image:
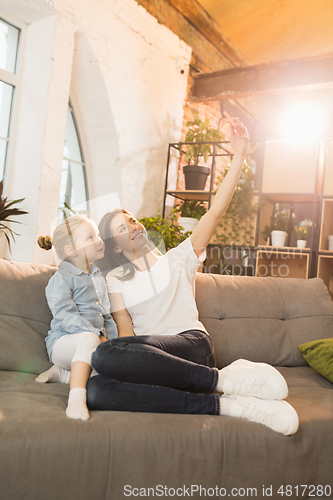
[87,118,299,435]
[36,215,118,420]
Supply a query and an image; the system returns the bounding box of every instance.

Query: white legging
[51,332,100,370]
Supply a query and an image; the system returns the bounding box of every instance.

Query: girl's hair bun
[37,235,52,251]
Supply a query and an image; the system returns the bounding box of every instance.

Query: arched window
[0,17,20,182]
[59,100,89,218]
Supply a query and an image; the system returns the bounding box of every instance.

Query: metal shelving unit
[316,140,333,296]
[162,139,324,279]
[162,141,232,217]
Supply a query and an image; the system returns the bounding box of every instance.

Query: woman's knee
[86,375,118,411]
[91,337,131,374]
[86,376,102,410]
[91,339,115,372]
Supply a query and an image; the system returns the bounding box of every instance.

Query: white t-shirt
[106,237,208,336]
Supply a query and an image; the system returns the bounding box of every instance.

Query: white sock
[215,368,226,393]
[219,395,235,415]
[35,365,70,384]
[66,388,90,421]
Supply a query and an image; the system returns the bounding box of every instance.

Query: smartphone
[223,111,238,128]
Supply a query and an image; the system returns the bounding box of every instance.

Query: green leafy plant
[139,210,190,252]
[0,180,28,253]
[179,109,225,165]
[295,225,308,240]
[262,211,294,241]
[59,201,77,218]
[174,200,207,220]
[214,162,258,247]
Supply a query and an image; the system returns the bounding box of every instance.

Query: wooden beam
[135,0,249,69]
[190,55,333,101]
[168,0,248,67]
[133,0,281,137]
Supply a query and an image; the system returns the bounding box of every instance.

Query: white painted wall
[1,0,191,263]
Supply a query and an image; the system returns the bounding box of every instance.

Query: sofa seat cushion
[0,371,112,500]
[195,274,333,368]
[0,368,332,500]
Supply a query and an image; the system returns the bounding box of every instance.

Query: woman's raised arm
[190,119,250,258]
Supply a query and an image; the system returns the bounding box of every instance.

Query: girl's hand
[225,113,249,157]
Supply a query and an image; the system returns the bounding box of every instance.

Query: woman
[87,117,299,435]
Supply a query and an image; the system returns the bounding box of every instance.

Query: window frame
[0,12,27,185]
[59,98,90,217]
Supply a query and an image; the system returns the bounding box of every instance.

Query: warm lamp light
[280,103,324,142]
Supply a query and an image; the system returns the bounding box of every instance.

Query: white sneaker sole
[224,359,289,400]
[223,395,299,435]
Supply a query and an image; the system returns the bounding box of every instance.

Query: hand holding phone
[223,110,238,129]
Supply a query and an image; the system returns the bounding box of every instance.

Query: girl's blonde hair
[37,215,88,262]
[97,208,139,281]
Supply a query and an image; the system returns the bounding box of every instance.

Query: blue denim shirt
[45,260,118,360]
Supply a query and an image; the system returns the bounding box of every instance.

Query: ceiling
[196,0,333,64]
[136,0,333,139]
[192,0,333,140]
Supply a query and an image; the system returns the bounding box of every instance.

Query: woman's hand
[229,119,250,157]
[190,116,250,257]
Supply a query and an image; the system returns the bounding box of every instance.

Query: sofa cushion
[298,337,333,383]
[0,367,332,500]
[195,274,333,368]
[0,259,55,374]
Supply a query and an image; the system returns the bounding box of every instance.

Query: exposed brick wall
[131,0,240,207]
[2,0,192,263]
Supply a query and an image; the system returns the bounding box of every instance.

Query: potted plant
[262,211,294,247]
[295,225,308,249]
[174,200,207,233]
[138,210,190,253]
[0,180,28,254]
[179,109,224,190]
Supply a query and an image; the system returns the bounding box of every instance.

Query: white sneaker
[220,395,299,435]
[219,359,288,400]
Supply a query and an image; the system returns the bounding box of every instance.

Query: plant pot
[178,217,199,234]
[297,240,306,249]
[183,164,210,190]
[271,230,287,247]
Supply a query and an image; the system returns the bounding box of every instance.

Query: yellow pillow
[298,338,333,383]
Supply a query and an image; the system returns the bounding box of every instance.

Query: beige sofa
[0,258,333,500]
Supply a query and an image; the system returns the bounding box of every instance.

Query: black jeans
[86,330,220,415]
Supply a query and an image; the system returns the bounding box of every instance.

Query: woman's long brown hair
[96,208,139,281]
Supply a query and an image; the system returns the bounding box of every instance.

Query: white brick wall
[2,0,191,263]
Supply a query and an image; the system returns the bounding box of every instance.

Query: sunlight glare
[280,103,324,142]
